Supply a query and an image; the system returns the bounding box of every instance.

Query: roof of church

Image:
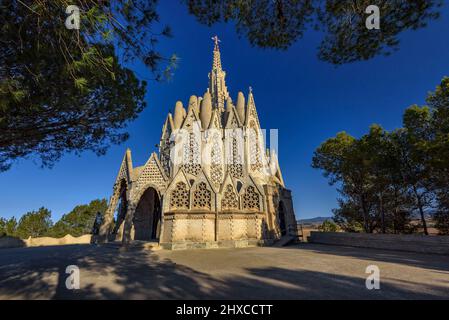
[169,36,259,131]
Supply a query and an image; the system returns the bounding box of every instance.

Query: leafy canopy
[313,77,449,235]
[185,0,442,64]
[15,207,53,239]
[50,199,107,237]
[1,0,177,171]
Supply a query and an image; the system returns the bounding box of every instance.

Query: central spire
[211,35,222,71]
[208,35,229,113]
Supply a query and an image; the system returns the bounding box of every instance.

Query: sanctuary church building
[98,37,297,249]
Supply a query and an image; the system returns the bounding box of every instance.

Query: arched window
[192,182,212,210]
[170,182,189,210]
[242,186,260,210]
[221,185,239,210]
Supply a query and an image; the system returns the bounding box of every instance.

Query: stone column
[121,185,136,245]
[263,185,280,240]
[280,188,298,237]
[121,202,136,245]
[97,184,120,243]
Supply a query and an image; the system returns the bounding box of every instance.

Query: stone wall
[0,236,26,249]
[308,232,449,255]
[159,211,266,249]
[0,234,92,249]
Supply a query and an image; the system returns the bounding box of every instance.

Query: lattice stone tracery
[212,113,221,128]
[229,113,238,127]
[229,137,243,178]
[193,182,212,210]
[210,136,223,188]
[242,186,260,210]
[160,132,171,176]
[102,41,298,245]
[249,121,262,172]
[182,132,201,175]
[170,182,189,210]
[249,104,260,127]
[117,162,128,181]
[221,185,239,210]
[136,158,166,191]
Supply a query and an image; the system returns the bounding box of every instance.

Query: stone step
[101,240,161,251]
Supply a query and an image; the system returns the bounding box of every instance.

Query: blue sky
[1,3,449,222]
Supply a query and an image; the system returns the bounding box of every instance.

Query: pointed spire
[116,148,133,183]
[188,95,199,115]
[211,35,222,72]
[248,86,254,104]
[125,148,133,168]
[174,101,185,129]
[226,98,233,113]
[236,91,245,123]
[245,86,260,127]
[160,113,174,150]
[208,35,229,113]
[224,98,233,126]
[200,92,212,129]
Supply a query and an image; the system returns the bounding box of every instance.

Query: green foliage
[184,0,442,64]
[0,218,5,237]
[4,217,18,237]
[316,0,442,64]
[15,207,53,239]
[313,76,449,235]
[49,199,107,237]
[332,200,366,233]
[0,0,177,172]
[1,199,107,239]
[318,220,338,232]
[427,77,449,231]
[0,1,443,172]
[435,210,449,235]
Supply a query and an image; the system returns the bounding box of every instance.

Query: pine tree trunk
[417,203,428,236]
[361,195,370,233]
[413,186,428,235]
[379,193,385,234]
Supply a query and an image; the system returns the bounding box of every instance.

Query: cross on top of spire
[208,35,229,112]
[211,35,223,72]
[211,35,221,51]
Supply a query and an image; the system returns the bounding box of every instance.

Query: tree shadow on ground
[281,243,449,274]
[0,244,448,299]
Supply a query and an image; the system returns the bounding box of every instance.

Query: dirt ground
[1,243,448,299]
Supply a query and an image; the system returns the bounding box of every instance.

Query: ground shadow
[0,244,448,299]
[281,243,449,273]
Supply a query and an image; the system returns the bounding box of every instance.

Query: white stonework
[98,38,297,249]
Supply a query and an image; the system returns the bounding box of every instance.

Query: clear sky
[1,3,449,222]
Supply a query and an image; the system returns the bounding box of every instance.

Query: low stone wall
[160,239,272,250]
[160,211,266,247]
[308,232,449,255]
[0,236,26,249]
[0,234,92,249]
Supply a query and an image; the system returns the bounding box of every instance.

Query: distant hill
[297,217,333,225]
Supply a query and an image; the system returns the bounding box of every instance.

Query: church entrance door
[133,187,161,241]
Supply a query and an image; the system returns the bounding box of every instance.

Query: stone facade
[98,37,297,249]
